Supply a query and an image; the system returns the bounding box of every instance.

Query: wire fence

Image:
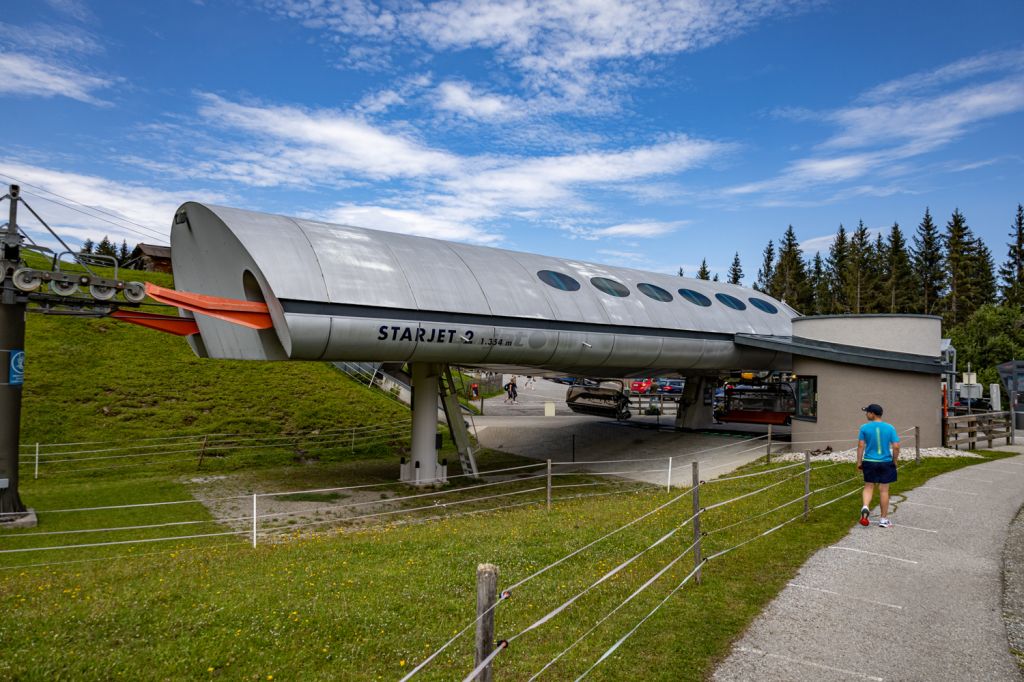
[402,426,925,681]
[1,423,930,679]
[16,420,415,477]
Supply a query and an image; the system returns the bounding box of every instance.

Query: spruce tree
[771,225,811,309]
[845,221,873,314]
[809,252,829,315]
[727,252,743,285]
[884,223,915,313]
[911,208,944,315]
[943,209,994,326]
[754,240,775,292]
[95,236,117,258]
[826,225,850,313]
[999,204,1024,308]
[80,239,94,254]
[696,259,711,280]
[118,240,130,266]
[678,267,685,277]
[712,273,719,282]
[868,232,888,313]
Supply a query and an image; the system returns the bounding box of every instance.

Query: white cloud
[0,52,113,105]
[590,220,686,238]
[318,204,500,244]
[726,50,1024,200]
[435,81,521,120]
[196,94,463,182]
[0,161,226,247]
[263,0,807,105]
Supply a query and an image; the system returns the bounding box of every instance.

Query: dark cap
[862,404,883,416]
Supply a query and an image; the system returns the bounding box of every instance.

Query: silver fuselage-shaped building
[170,203,796,376]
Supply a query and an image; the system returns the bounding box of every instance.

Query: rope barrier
[0,529,250,554]
[702,468,807,512]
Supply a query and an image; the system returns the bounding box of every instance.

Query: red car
[630,378,654,394]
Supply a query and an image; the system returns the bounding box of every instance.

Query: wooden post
[197,434,209,470]
[546,459,552,511]
[475,563,498,682]
[803,451,811,520]
[766,424,772,464]
[914,426,920,464]
[692,461,702,584]
[34,442,39,480]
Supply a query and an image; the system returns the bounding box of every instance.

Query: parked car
[654,378,685,399]
[546,376,577,385]
[630,377,655,394]
[952,397,992,413]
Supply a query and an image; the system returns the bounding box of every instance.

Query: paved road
[712,449,1024,682]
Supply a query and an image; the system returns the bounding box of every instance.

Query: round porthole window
[638,283,673,302]
[749,297,778,314]
[591,277,630,297]
[537,270,581,291]
[678,288,712,307]
[715,293,747,310]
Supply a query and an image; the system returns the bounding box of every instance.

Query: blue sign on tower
[9,350,24,386]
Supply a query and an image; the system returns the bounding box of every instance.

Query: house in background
[129,243,172,273]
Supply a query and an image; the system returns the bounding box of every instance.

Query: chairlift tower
[0,184,149,523]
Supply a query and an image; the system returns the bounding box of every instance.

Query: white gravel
[773,445,982,463]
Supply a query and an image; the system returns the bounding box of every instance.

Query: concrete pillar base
[0,507,36,529]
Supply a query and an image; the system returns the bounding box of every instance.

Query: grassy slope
[19,259,410,445]
[0,453,1013,680]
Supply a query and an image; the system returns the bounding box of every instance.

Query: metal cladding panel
[172,203,296,359]
[542,331,615,368]
[505,253,612,325]
[381,236,492,315]
[291,218,418,309]
[446,243,557,319]
[601,335,664,369]
[192,206,331,303]
[563,260,657,327]
[655,338,709,370]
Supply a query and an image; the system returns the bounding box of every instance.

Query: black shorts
[862,461,897,484]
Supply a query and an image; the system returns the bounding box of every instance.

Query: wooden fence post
[475,564,498,682]
[692,461,702,585]
[803,451,811,520]
[914,426,920,464]
[546,459,552,511]
[765,424,772,464]
[197,434,209,470]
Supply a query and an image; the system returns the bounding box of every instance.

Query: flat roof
[734,334,948,374]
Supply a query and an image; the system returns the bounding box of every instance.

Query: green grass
[8,254,1019,680]
[0,451,1013,681]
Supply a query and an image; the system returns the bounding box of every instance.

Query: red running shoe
[859,506,870,526]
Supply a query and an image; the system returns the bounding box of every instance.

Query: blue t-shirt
[859,421,900,462]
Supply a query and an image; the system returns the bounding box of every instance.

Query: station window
[794,376,818,421]
[748,297,779,314]
[637,283,673,302]
[678,288,712,307]
[715,293,747,310]
[537,270,581,291]
[590,277,630,297]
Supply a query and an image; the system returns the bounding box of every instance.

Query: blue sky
[3,0,1023,281]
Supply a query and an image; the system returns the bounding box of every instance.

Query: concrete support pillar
[405,362,440,484]
[674,375,716,431]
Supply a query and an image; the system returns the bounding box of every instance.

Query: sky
[2,0,1023,281]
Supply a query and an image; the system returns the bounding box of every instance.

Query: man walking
[856,403,900,528]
